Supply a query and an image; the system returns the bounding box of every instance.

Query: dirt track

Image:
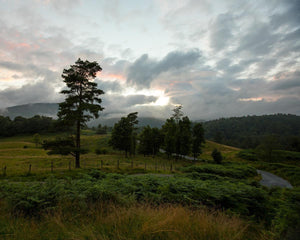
[257,170,293,188]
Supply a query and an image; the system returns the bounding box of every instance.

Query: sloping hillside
[203,114,300,151]
[2,103,59,119]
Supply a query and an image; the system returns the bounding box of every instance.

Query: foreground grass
[1,134,299,239]
[0,202,270,240]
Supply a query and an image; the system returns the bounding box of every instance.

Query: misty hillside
[1,103,59,119]
[2,104,300,145]
[0,103,165,128]
[89,117,165,128]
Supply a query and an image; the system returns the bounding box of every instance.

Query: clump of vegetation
[160,106,205,160]
[0,171,267,220]
[211,148,223,164]
[180,163,257,179]
[95,148,108,155]
[237,149,258,161]
[0,202,264,240]
[110,112,139,157]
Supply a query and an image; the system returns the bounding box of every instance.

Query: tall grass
[0,202,271,240]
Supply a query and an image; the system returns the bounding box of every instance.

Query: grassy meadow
[0,132,299,240]
[0,133,245,177]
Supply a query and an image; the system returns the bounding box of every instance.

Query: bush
[212,148,222,164]
[95,148,108,155]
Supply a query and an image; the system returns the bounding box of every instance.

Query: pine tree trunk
[75,119,81,168]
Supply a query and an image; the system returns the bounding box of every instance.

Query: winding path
[160,149,293,188]
[257,170,293,188]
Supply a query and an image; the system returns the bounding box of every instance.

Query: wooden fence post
[101,160,103,170]
[144,162,147,171]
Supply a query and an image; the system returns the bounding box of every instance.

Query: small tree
[211,148,222,164]
[33,133,41,148]
[192,123,205,160]
[109,112,138,157]
[161,118,177,158]
[43,137,76,156]
[152,127,164,156]
[139,126,163,157]
[138,126,153,156]
[57,58,104,168]
[162,106,193,158]
[178,116,191,156]
[172,105,183,123]
[96,124,108,134]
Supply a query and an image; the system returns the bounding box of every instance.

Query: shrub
[95,148,108,155]
[212,148,222,164]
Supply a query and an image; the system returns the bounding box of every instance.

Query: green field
[0,134,244,177]
[0,133,299,240]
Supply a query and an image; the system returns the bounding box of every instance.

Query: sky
[0,0,299,120]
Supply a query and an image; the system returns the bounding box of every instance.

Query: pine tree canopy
[58,58,104,126]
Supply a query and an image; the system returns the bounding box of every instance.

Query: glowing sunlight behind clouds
[0,0,299,118]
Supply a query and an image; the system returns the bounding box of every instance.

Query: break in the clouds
[0,0,299,120]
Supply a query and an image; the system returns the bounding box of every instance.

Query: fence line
[1,157,187,177]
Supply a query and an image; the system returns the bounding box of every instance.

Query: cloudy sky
[0,0,299,120]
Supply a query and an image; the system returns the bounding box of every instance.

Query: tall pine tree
[58,58,104,168]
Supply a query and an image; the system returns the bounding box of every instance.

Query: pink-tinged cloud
[99,73,126,83]
[2,40,37,50]
[238,96,279,102]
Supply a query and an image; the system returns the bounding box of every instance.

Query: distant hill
[0,103,165,128]
[1,103,59,119]
[203,114,300,151]
[89,117,165,128]
[2,104,299,151]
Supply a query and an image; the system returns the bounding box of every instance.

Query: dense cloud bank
[0,0,299,119]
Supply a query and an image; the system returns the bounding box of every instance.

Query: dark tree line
[203,114,300,152]
[0,115,62,137]
[138,126,164,156]
[161,106,205,159]
[110,106,205,160]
